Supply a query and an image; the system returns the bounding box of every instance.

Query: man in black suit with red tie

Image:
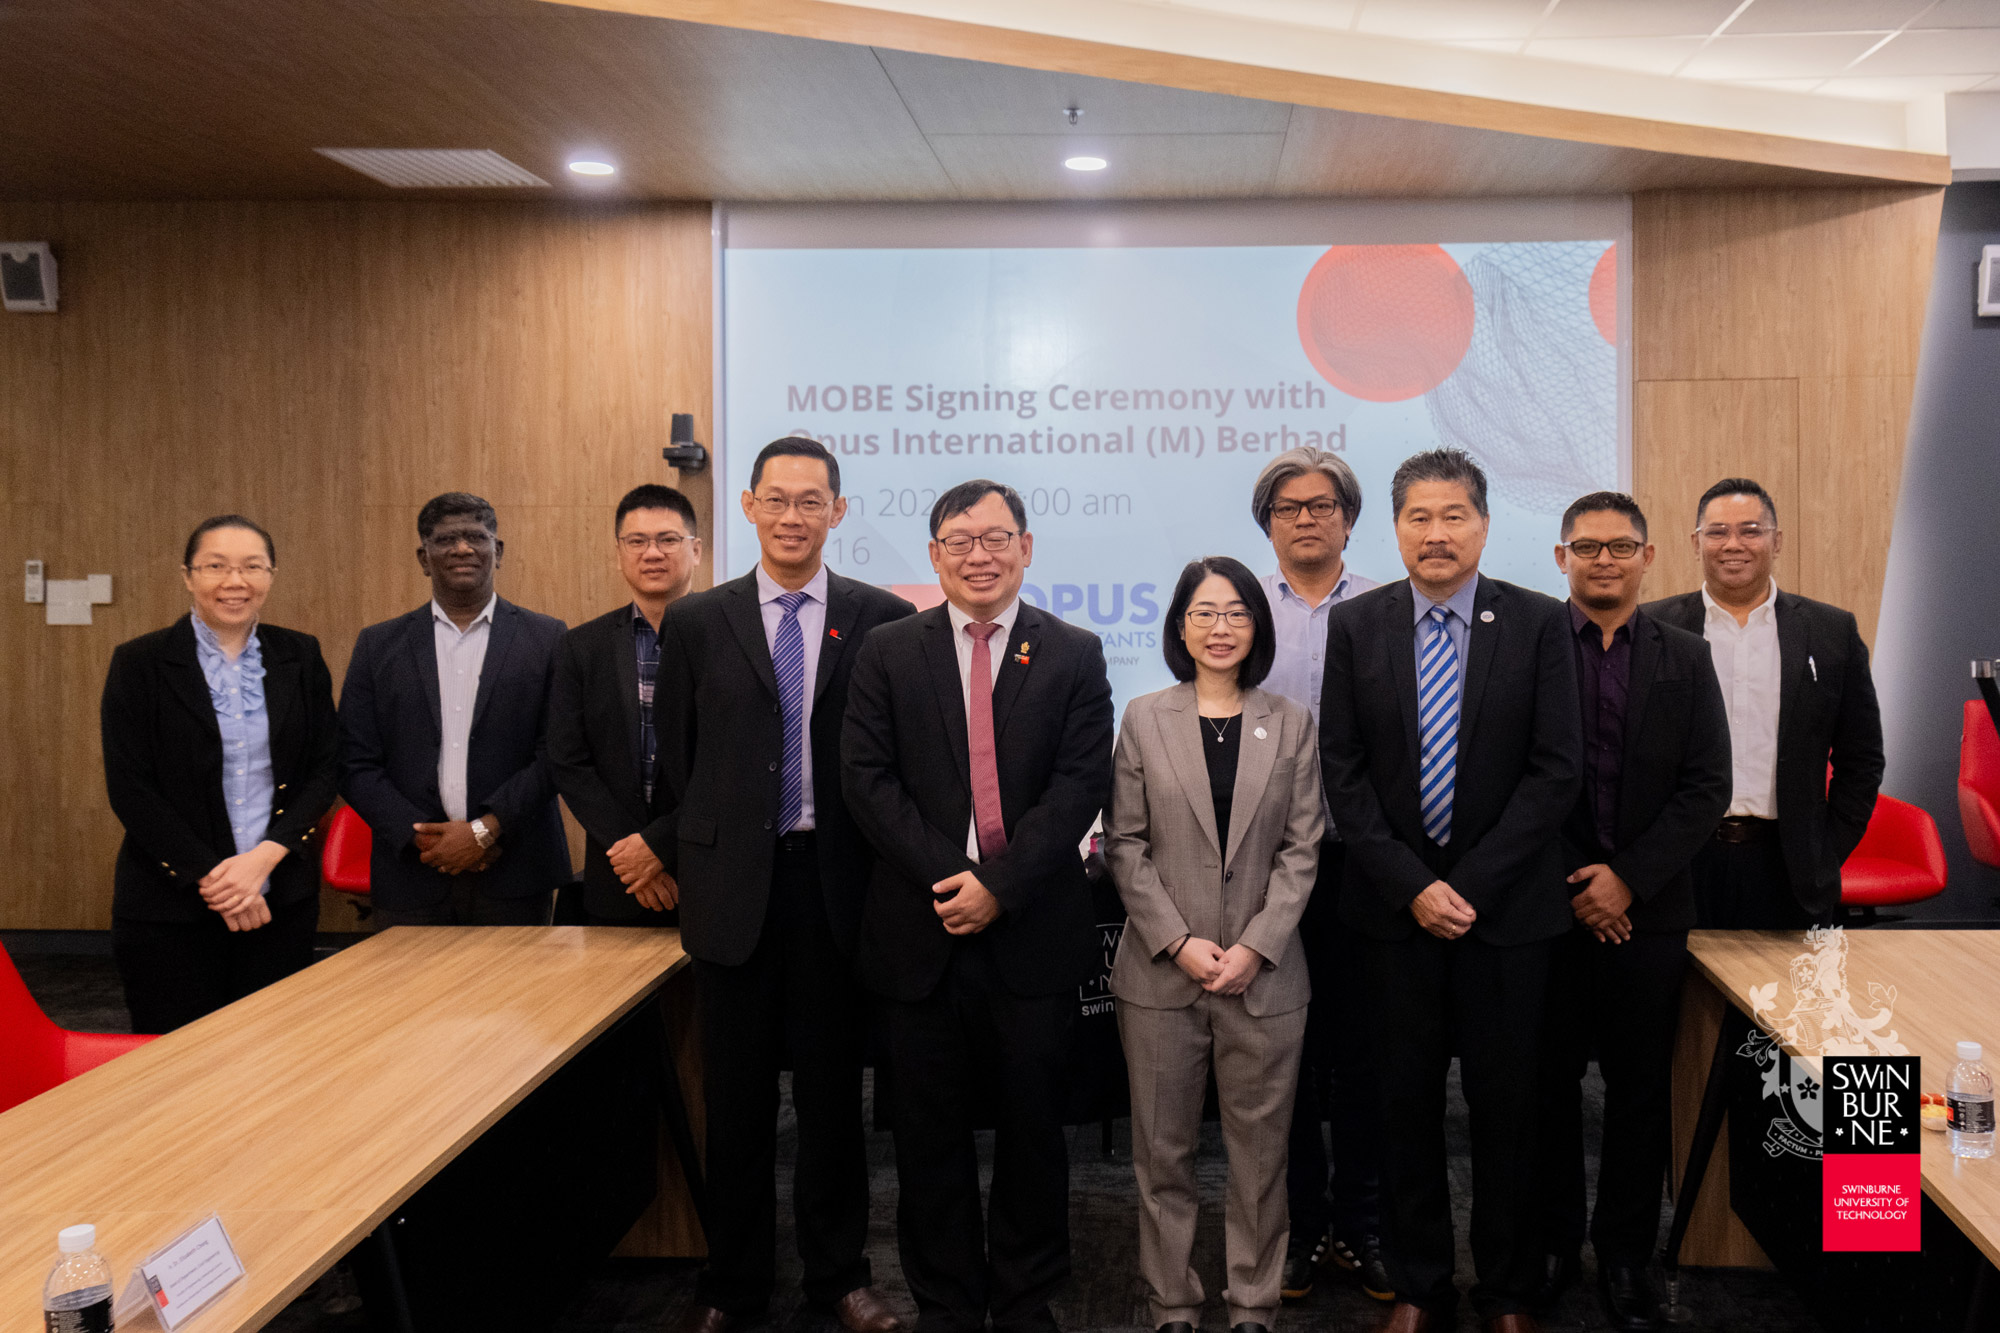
[1319,450,1581,1333]
[842,479,1115,1333]
[647,439,915,1333]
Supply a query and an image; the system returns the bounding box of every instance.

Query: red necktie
[966,621,1008,859]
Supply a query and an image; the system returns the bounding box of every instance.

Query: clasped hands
[608,832,678,912]
[1172,937,1264,995]
[1567,863,1634,943]
[413,818,500,875]
[932,870,1000,935]
[199,841,288,932]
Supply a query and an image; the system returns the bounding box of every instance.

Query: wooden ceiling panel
[872,47,1293,136]
[0,0,1951,201]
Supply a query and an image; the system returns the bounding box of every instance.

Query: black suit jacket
[649,571,915,965]
[1644,587,1885,916]
[547,604,673,923]
[337,598,570,911]
[1320,576,1582,945]
[842,602,1115,1001]
[1560,609,1733,934]
[101,617,340,923]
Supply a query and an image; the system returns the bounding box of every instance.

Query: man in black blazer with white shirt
[842,479,1114,1333]
[1319,450,1580,1333]
[338,492,569,925]
[1529,493,1731,1332]
[547,484,702,925]
[1643,477,1883,928]
[648,440,913,1333]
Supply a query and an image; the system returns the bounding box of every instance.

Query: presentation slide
[720,204,1627,710]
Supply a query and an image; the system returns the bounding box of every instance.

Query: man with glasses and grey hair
[1248,448,1391,1306]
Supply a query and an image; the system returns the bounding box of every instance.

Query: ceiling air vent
[314,148,549,188]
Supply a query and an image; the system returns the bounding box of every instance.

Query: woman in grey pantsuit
[1104,555,1323,1333]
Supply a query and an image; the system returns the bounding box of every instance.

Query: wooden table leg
[1668,970,1772,1269]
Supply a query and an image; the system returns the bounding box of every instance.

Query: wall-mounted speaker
[0,242,57,313]
[1980,245,2000,318]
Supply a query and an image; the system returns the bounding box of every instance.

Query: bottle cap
[57,1224,95,1253]
[1960,1041,1984,1064]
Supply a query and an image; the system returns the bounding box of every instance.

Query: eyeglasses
[187,561,274,581]
[1270,499,1343,523]
[1560,538,1643,559]
[619,533,687,553]
[423,530,496,552]
[1698,523,1773,545]
[936,530,1019,557]
[751,494,831,519]
[1184,609,1253,628]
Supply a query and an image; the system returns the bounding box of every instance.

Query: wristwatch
[470,817,495,850]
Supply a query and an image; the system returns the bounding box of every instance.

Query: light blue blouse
[191,613,275,893]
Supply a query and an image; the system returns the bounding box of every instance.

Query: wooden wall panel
[1629,187,1941,640]
[0,200,714,931]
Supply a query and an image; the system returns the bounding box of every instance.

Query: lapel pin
[1254,726,1267,740]
[827,627,842,639]
[1479,610,1495,623]
[1019,640,1030,653]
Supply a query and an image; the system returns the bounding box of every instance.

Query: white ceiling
[1141,0,2000,102]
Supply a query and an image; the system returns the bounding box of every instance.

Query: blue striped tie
[773,590,809,835]
[1417,604,1459,846]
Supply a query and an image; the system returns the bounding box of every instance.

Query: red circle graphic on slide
[1295,244,1475,402]
[1589,243,1618,344]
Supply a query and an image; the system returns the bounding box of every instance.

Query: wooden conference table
[1672,927,2000,1270]
[0,926,691,1331]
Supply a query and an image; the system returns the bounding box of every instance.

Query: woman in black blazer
[100,515,340,1033]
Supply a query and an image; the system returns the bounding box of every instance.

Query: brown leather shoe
[670,1306,732,1333]
[1376,1303,1436,1333]
[1483,1315,1541,1333]
[834,1287,904,1333]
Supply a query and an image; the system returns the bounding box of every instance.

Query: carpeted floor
[7,933,1821,1333]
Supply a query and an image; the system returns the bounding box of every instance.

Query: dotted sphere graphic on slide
[1424,241,1619,514]
[1295,244,1476,402]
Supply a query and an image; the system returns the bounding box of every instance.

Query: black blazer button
[1225,870,1234,881]
[771,704,780,715]
[768,761,778,772]
[763,819,774,830]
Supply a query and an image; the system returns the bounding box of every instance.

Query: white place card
[115,1215,245,1330]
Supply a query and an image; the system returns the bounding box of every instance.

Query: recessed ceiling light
[1065,156,1108,172]
[568,159,616,176]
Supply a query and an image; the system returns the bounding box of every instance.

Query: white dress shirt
[1258,564,1380,731]
[433,594,497,822]
[1702,578,1782,819]
[757,563,829,832]
[946,595,1023,862]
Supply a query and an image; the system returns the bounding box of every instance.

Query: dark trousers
[1363,930,1551,1322]
[1691,831,1826,930]
[1532,926,1687,1267]
[111,893,319,1033]
[694,840,871,1315]
[883,937,1075,1333]
[1286,841,1380,1244]
[373,873,554,928]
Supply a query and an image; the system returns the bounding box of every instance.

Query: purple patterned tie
[965,622,1008,859]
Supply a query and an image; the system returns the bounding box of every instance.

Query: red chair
[1959,700,2000,868]
[1841,792,1948,922]
[0,942,155,1114]
[321,804,373,919]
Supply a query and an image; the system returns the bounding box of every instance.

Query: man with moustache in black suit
[650,438,915,1333]
[842,479,1114,1333]
[1529,492,1731,1332]
[1319,449,1581,1333]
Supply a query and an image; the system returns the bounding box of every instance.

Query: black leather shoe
[1528,1251,1579,1313]
[670,1306,732,1333]
[1232,1324,1270,1333]
[1598,1263,1662,1332]
[1156,1323,1193,1333]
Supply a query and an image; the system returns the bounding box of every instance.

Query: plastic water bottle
[1948,1040,1995,1159]
[42,1224,113,1333]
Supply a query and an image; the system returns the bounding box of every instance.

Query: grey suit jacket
[1103,683,1323,1017]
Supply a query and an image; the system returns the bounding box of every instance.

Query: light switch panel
[25,559,43,603]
